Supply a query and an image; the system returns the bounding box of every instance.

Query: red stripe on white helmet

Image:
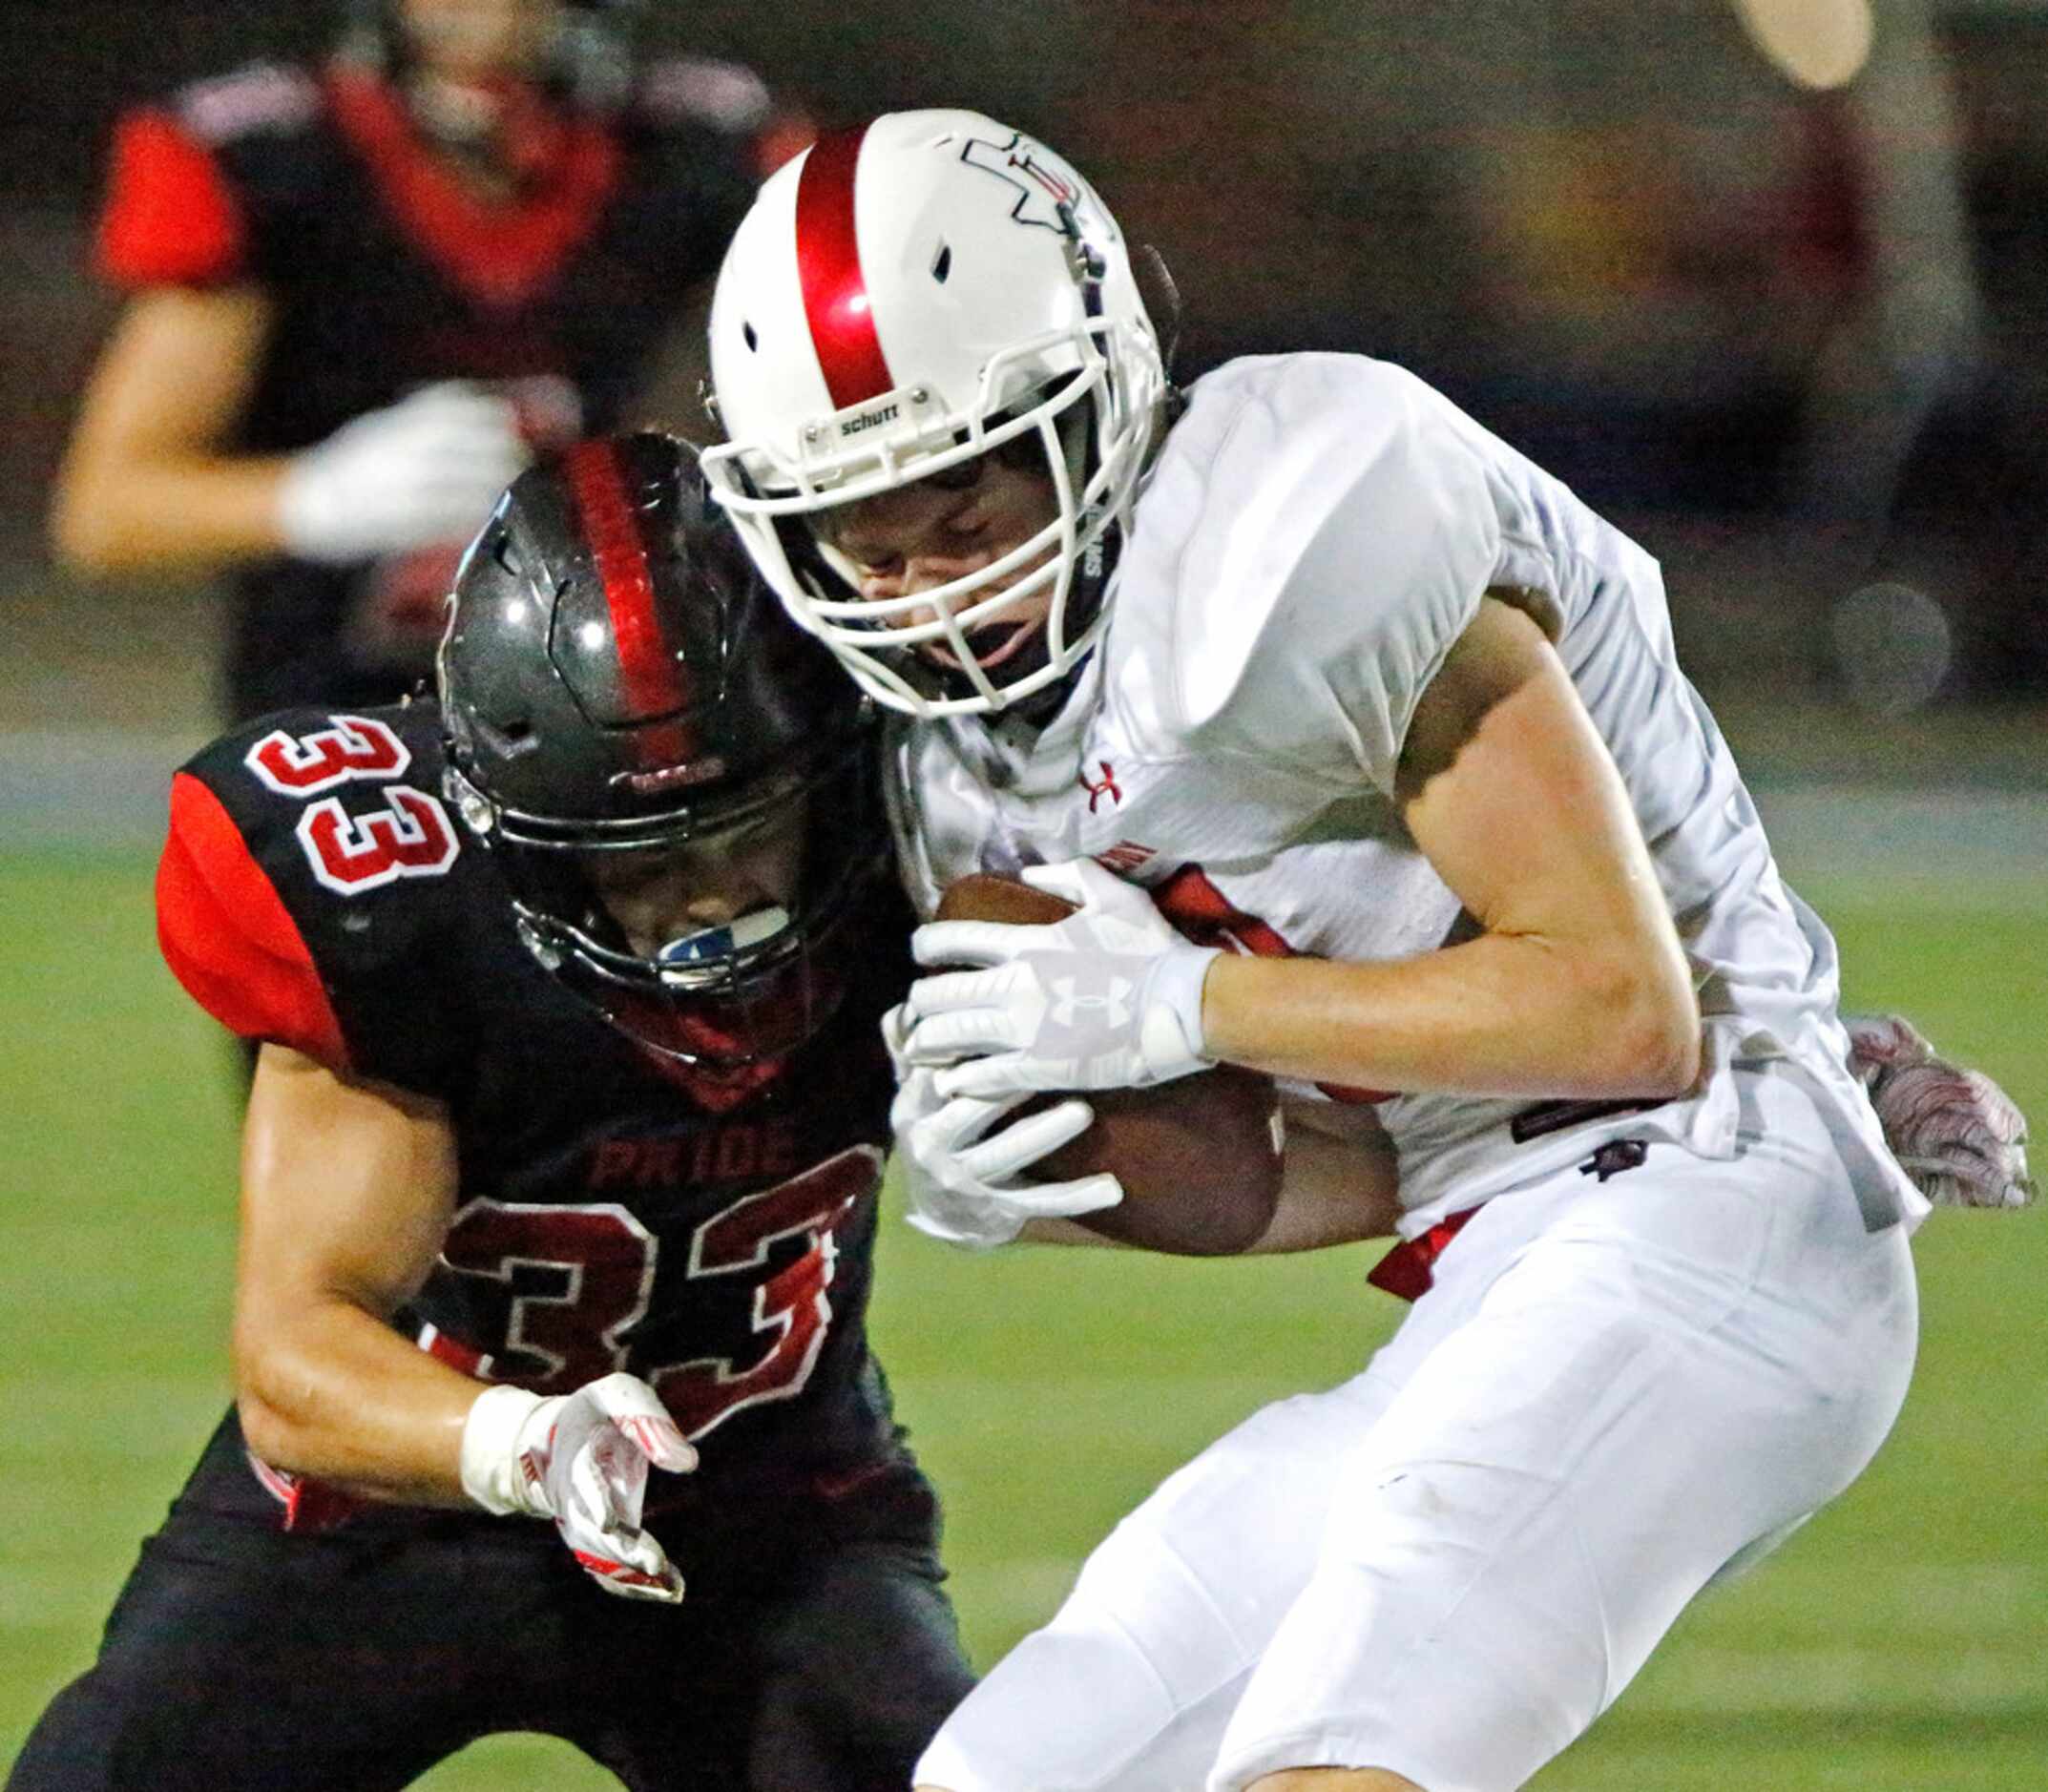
[793,123,896,410]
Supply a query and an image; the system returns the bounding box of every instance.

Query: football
[932,873,1285,1255]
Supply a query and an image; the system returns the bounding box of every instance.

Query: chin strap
[1132,242,1182,385]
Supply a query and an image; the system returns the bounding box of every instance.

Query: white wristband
[1143,943,1222,1074]
[459,1384,553,1517]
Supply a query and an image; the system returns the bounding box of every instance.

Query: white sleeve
[1170,359,1501,796]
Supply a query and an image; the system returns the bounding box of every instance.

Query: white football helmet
[702,109,1166,717]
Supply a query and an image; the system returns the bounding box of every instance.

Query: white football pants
[915,1064,1918,1792]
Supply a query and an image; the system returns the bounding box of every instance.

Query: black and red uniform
[93,53,798,722]
[9,700,973,1792]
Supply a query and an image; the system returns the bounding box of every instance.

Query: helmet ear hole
[742,321,759,352]
[930,243,952,284]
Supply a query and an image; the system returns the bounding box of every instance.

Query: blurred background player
[701,111,2031,1792]
[48,0,803,727]
[6,434,973,1791]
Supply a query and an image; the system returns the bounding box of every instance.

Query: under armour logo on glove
[903,859,1220,1099]
[1047,973,1134,1032]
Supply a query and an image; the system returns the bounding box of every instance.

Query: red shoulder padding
[95,109,248,288]
[157,772,349,1070]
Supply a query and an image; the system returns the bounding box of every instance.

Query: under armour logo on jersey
[1079,761,1122,812]
[1048,975,1133,1032]
[960,133,1085,234]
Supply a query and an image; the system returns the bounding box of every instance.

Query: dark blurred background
[4,0,2045,775]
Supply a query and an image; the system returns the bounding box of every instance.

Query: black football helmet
[438,430,883,1066]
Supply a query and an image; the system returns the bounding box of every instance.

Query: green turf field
[3,844,2041,1787]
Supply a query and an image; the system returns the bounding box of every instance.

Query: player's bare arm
[1201,594,1701,1100]
[50,283,288,575]
[1246,1771,1421,1792]
[1251,1099,1403,1253]
[54,281,528,580]
[906,597,1700,1106]
[53,281,530,579]
[236,1040,699,1592]
[231,1042,478,1505]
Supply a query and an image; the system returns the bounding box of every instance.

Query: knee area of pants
[921,1624,1182,1792]
[1327,1456,1555,1573]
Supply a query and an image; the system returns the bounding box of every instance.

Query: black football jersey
[158,698,916,1510]
[96,55,784,721]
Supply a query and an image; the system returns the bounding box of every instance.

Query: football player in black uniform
[51,0,806,724]
[9,434,975,1790]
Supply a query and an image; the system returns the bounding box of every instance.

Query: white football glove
[460,1373,697,1603]
[902,860,1222,1101]
[276,381,531,566]
[889,1053,1124,1251]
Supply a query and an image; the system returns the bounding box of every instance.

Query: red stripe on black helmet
[562,438,694,770]
[794,123,895,411]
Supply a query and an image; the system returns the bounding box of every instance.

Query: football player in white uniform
[701,111,2031,1792]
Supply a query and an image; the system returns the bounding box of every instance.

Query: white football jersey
[886,353,1924,1232]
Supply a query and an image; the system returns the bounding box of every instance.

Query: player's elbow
[49,460,159,577]
[1618,1002,1702,1099]
[47,477,122,576]
[231,1323,314,1473]
[1591,954,1702,1097]
[232,1379,302,1475]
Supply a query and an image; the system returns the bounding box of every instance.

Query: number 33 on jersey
[157,700,916,1485]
